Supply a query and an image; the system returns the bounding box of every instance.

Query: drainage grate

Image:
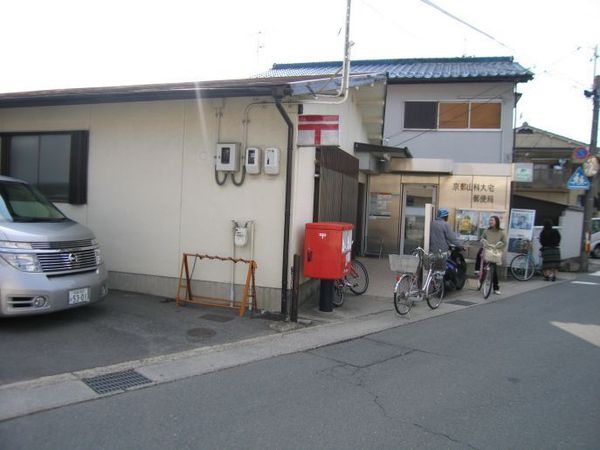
[201,314,234,323]
[446,300,477,306]
[82,369,152,395]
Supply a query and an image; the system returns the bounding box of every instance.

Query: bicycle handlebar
[412,246,448,259]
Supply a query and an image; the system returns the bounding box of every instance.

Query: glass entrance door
[401,185,437,255]
[366,174,401,256]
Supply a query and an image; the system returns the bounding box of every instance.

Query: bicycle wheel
[332,280,345,307]
[476,268,484,290]
[393,274,414,315]
[426,273,445,309]
[454,254,467,290]
[483,263,493,299]
[347,260,369,295]
[510,254,535,281]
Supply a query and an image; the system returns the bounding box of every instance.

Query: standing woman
[540,219,561,281]
[482,215,506,294]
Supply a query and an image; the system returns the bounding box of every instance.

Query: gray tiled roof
[258,57,533,83]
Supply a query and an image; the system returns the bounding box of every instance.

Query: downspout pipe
[274,94,294,320]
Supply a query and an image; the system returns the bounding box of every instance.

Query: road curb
[0,274,575,422]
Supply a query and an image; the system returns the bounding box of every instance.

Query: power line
[383,45,597,146]
[420,0,514,52]
[359,0,421,41]
[384,84,516,146]
[355,2,596,146]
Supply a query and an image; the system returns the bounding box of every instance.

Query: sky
[1,0,598,144]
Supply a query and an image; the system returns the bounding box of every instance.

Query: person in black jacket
[539,219,561,281]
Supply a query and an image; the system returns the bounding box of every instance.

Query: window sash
[0,131,88,204]
[404,101,501,130]
[404,101,437,129]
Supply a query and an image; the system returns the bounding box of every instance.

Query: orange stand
[175,253,258,317]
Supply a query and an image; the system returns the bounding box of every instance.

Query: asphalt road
[1,274,599,449]
[0,290,275,385]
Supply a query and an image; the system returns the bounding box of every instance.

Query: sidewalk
[297,256,576,325]
[0,257,584,421]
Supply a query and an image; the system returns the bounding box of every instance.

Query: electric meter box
[245,147,261,174]
[303,222,353,280]
[264,147,280,175]
[216,143,240,172]
[234,225,248,247]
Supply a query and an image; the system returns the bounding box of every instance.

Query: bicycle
[390,247,445,315]
[509,239,541,281]
[332,259,369,307]
[478,239,503,299]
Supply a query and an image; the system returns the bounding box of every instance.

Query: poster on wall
[479,211,507,233]
[455,210,479,240]
[368,193,393,218]
[507,209,536,260]
[455,210,507,240]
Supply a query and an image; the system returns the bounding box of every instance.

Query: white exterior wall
[0,93,368,311]
[383,82,516,163]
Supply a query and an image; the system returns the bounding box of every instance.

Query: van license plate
[69,288,90,305]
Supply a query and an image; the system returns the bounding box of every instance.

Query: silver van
[0,176,108,316]
[591,217,600,259]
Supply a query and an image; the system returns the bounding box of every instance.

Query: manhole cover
[446,300,477,306]
[187,327,216,339]
[82,369,151,395]
[201,314,234,323]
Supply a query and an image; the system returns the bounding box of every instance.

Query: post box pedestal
[319,279,334,312]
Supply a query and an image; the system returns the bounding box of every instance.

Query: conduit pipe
[300,0,352,105]
[270,0,352,316]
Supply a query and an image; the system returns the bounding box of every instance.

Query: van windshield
[0,181,67,222]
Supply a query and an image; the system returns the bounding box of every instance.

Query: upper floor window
[0,131,88,204]
[404,101,501,130]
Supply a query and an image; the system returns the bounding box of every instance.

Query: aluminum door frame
[399,184,438,255]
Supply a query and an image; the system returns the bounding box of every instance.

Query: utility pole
[580,70,599,272]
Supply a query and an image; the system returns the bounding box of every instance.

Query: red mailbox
[304,222,353,280]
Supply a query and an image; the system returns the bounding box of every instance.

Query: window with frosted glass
[470,103,501,129]
[439,102,469,129]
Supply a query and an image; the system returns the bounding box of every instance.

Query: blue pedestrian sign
[567,166,590,190]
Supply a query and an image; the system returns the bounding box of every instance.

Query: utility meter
[264,147,280,175]
[245,147,261,175]
[216,143,240,172]
[234,222,249,247]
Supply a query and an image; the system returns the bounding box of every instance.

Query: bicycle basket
[433,253,447,271]
[483,247,503,265]
[518,239,531,254]
[389,254,419,273]
[424,252,446,272]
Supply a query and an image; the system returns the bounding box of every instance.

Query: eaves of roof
[288,73,387,96]
[0,73,388,108]
[260,56,534,84]
[515,124,588,147]
[354,142,412,158]
[0,79,292,109]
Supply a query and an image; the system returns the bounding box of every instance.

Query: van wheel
[592,244,600,259]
